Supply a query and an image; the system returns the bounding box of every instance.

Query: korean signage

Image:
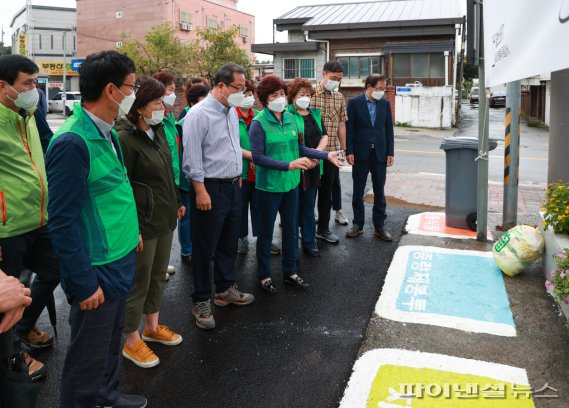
[18,34,27,56]
[484,0,569,86]
[37,61,78,77]
[71,58,85,72]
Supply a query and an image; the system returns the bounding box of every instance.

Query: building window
[73,35,76,52]
[283,58,315,80]
[393,53,445,79]
[38,34,42,50]
[337,56,384,79]
[207,16,219,31]
[239,26,248,38]
[50,35,54,50]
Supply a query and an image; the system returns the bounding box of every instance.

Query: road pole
[62,31,67,117]
[548,68,569,184]
[502,80,521,229]
[476,0,489,242]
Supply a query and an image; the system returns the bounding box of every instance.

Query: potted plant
[545,249,569,305]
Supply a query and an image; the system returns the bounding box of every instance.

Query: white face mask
[163,93,176,107]
[239,95,255,110]
[295,96,311,110]
[268,96,287,113]
[371,90,385,100]
[7,85,39,110]
[113,85,136,117]
[325,79,340,92]
[224,84,244,107]
[143,108,165,125]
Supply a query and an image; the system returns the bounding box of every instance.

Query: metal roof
[275,0,464,28]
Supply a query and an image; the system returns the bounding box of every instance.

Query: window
[393,53,446,79]
[283,58,315,80]
[53,94,61,101]
[180,10,193,24]
[39,34,42,50]
[207,17,219,31]
[239,26,248,38]
[73,35,76,51]
[337,56,384,79]
[50,35,54,50]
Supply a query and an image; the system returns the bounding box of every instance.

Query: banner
[37,61,78,77]
[18,34,27,56]
[484,0,569,86]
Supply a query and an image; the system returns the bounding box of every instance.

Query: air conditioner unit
[180,22,192,31]
[116,11,123,19]
[241,35,248,43]
[115,41,123,48]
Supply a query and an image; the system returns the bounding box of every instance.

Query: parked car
[469,87,479,104]
[489,91,506,108]
[48,92,81,116]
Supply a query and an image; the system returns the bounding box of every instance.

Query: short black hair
[79,51,136,102]
[125,76,164,124]
[323,60,344,73]
[186,84,211,106]
[365,74,387,89]
[213,63,246,86]
[0,55,39,85]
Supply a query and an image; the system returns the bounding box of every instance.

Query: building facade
[77,0,254,60]
[252,0,464,128]
[10,5,79,97]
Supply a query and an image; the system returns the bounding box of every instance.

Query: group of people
[0,50,394,407]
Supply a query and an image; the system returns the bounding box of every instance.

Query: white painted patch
[406,212,493,240]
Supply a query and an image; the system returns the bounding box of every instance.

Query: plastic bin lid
[440,136,498,151]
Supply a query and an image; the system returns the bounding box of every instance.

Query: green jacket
[239,108,259,179]
[115,118,181,240]
[0,102,48,238]
[286,104,324,176]
[163,113,180,186]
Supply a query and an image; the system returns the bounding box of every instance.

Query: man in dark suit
[345,74,394,241]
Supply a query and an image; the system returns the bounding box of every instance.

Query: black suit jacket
[346,93,394,162]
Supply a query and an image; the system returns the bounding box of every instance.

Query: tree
[192,27,252,82]
[120,23,195,77]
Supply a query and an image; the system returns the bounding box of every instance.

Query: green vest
[286,104,324,175]
[239,109,258,179]
[253,109,300,193]
[49,104,139,265]
[162,113,180,186]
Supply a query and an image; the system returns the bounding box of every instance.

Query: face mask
[268,96,287,113]
[224,85,244,107]
[371,90,385,100]
[143,108,165,125]
[325,79,340,92]
[112,85,136,117]
[239,95,255,110]
[163,93,176,107]
[296,96,311,110]
[7,85,39,110]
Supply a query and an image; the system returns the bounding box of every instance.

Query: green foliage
[395,121,411,127]
[546,248,569,304]
[0,41,11,55]
[543,181,569,234]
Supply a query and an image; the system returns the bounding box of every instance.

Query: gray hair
[214,63,246,86]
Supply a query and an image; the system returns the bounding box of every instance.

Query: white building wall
[395,86,453,128]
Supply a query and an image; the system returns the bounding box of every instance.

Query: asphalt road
[31,173,417,408]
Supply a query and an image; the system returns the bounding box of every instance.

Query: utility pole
[476,0,489,242]
[62,30,67,116]
[26,0,33,58]
[502,80,521,229]
[548,68,569,184]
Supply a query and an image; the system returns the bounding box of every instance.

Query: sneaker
[335,210,349,225]
[167,265,176,274]
[214,284,254,306]
[122,339,160,368]
[238,237,249,254]
[165,272,170,282]
[346,224,364,238]
[192,301,215,330]
[316,229,340,244]
[24,352,47,381]
[142,325,183,346]
[97,393,148,408]
[270,243,281,255]
[18,326,53,349]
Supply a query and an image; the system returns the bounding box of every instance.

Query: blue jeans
[178,190,192,256]
[299,187,318,251]
[240,180,260,238]
[256,187,299,280]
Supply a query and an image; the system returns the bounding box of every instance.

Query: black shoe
[97,393,147,408]
[316,229,339,244]
[303,247,321,257]
[374,228,393,241]
[284,275,309,290]
[260,278,277,294]
[346,224,364,238]
[181,254,192,265]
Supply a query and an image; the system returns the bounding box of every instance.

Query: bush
[546,248,569,304]
[543,182,569,234]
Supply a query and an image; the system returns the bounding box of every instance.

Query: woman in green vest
[249,75,343,294]
[286,78,329,258]
[115,76,185,368]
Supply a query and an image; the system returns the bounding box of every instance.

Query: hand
[177,206,186,220]
[79,286,105,311]
[387,156,395,167]
[0,276,32,313]
[239,178,243,188]
[249,162,255,172]
[309,159,319,169]
[327,151,345,169]
[346,154,355,166]
[0,306,28,334]
[137,234,144,253]
[289,158,313,171]
[196,189,212,211]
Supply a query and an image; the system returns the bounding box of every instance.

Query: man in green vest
[46,51,146,408]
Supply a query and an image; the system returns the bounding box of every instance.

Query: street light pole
[62,30,67,116]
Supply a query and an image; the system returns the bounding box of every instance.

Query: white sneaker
[167,265,176,274]
[335,210,349,225]
[165,272,170,282]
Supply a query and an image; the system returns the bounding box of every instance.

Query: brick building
[76,0,255,60]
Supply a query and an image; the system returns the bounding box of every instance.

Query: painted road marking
[376,246,515,336]
[339,349,534,408]
[406,212,493,240]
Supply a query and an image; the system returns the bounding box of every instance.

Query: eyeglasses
[122,83,140,93]
[225,83,246,93]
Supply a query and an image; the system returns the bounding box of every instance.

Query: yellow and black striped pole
[503,81,521,229]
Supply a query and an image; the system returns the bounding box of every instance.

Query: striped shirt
[310,83,348,152]
[182,93,242,182]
